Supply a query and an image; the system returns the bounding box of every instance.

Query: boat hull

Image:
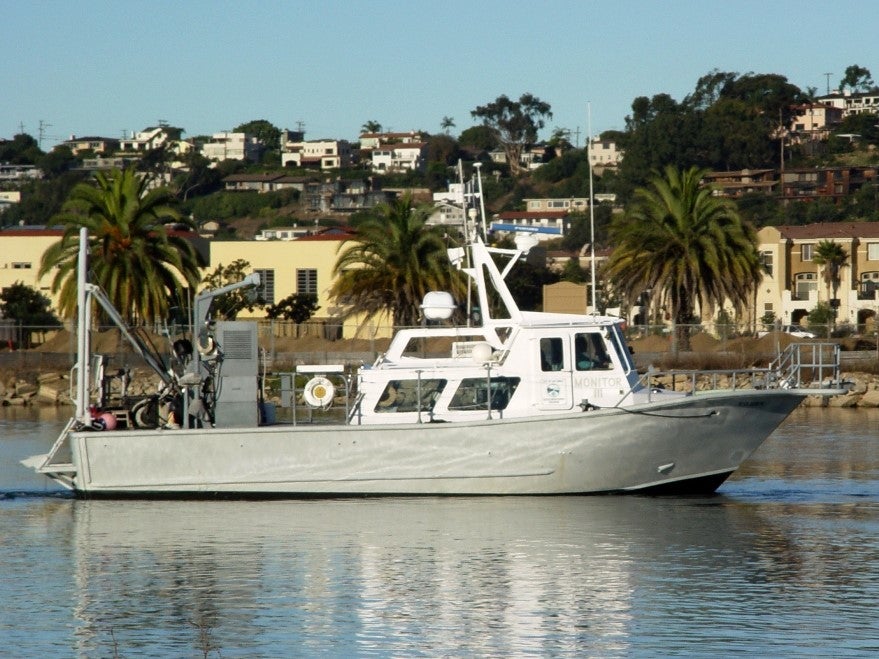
[58,389,806,497]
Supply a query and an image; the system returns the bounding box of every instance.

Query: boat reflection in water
[14,491,868,657]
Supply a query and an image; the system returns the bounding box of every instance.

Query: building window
[761,251,773,277]
[297,268,318,295]
[868,243,879,261]
[801,244,814,261]
[794,272,817,300]
[254,268,275,305]
[11,262,32,269]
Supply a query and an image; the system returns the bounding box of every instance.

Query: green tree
[329,195,464,328]
[265,293,319,323]
[807,301,834,338]
[839,65,874,93]
[39,167,203,323]
[234,119,280,159]
[440,116,455,134]
[361,120,382,134]
[202,259,265,320]
[0,133,43,164]
[471,93,552,175]
[812,240,848,327]
[458,125,499,152]
[0,281,61,347]
[605,165,762,351]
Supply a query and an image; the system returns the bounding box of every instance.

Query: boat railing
[641,342,842,402]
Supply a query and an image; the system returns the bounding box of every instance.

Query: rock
[858,389,879,408]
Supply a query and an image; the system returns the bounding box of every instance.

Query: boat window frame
[373,378,448,414]
[447,376,521,412]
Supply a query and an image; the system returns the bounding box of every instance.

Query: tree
[812,240,848,328]
[458,125,499,152]
[361,120,382,134]
[265,293,320,323]
[605,165,762,351]
[329,195,465,328]
[0,282,60,347]
[471,93,553,175]
[202,259,265,320]
[0,133,43,165]
[440,116,455,134]
[234,119,281,158]
[38,167,203,323]
[839,65,874,93]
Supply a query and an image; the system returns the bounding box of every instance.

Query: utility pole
[572,126,581,148]
[38,120,51,149]
[824,72,833,95]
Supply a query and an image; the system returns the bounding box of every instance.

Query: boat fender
[91,412,117,431]
[303,376,335,409]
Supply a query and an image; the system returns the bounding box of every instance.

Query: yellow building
[208,228,393,339]
[756,223,879,331]
[0,228,63,304]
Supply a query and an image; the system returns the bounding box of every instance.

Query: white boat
[26,203,843,497]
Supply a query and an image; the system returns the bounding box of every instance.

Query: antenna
[824,72,833,95]
[38,120,52,149]
[587,103,597,312]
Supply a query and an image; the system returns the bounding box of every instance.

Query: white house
[201,132,262,162]
[370,142,427,172]
[282,139,352,170]
[588,136,623,167]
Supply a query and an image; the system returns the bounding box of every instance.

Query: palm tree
[440,116,455,134]
[39,166,204,323]
[813,239,849,329]
[329,195,464,328]
[361,120,382,135]
[605,165,762,351]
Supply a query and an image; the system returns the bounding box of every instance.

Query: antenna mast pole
[587,103,597,312]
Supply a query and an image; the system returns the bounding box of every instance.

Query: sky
[2,1,877,151]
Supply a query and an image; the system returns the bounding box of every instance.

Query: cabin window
[539,337,564,371]
[448,377,521,411]
[574,333,612,371]
[374,378,447,414]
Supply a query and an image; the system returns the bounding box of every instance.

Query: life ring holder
[302,376,335,409]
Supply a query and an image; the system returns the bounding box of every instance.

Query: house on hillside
[201,132,262,162]
[703,169,777,197]
[818,90,879,118]
[62,136,120,156]
[282,138,353,170]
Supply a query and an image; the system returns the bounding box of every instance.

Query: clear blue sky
[2,0,876,150]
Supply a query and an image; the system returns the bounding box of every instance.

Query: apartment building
[756,222,879,331]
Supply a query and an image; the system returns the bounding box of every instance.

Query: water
[1,407,877,657]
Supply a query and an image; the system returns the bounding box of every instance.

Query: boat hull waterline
[39,389,806,497]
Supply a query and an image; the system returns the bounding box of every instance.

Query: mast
[587,103,597,312]
[75,227,90,424]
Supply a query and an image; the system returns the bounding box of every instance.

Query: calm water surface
[1,406,877,657]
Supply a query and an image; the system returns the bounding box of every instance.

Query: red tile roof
[777,222,879,240]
